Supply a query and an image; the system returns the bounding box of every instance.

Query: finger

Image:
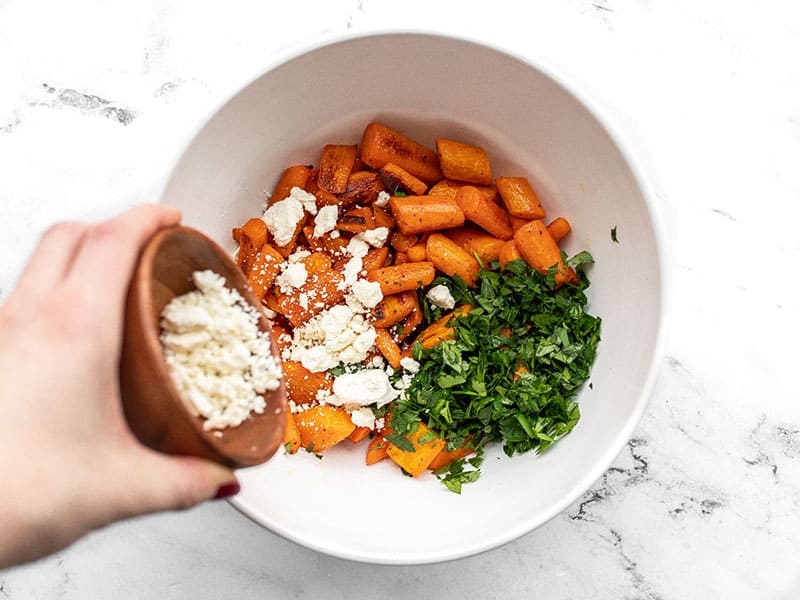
[64,204,181,319]
[10,222,91,305]
[102,449,238,523]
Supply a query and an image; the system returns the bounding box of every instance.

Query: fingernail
[213,482,240,499]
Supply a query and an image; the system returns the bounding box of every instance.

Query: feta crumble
[426,284,456,310]
[374,190,390,207]
[160,270,282,431]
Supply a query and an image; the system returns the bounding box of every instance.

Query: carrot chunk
[425,233,480,287]
[496,177,546,220]
[454,185,513,240]
[389,195,464,235]
[445,226,505,264]
[386,422,446,477]
[513,220,576,285]
[295,406,356,453]
[378,162,428,196]
[366,262,436,295]
[360,123,443,183]
[270,165,312,205]
[318,144,357,194]
[436,139,493,185]
[547,216,571,243]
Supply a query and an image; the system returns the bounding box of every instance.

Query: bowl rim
[156,27,671,565]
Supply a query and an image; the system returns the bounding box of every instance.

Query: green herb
[397,256,601,491]
[611,226,619,243]
[306,443,315,453]
[394,190,408,197]
[385,432,415,453]
[284,442,293,454]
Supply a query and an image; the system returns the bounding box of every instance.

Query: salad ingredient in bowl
[232,121,601,491]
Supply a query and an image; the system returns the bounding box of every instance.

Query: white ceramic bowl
[160,31,667,564]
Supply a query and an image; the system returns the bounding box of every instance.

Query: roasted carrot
[414,305,472,349]
[547,216,571,243]
[425,233,480,287]
[445,226,505,264]
[509,216,529,231]
[340,171,386,207]
[427,438,475,471]
[234,217,268,271]
[246,243,284,301]
[393,251,409,265]
[436,139,493,185]
[374,327,402,369]
[360,123,443,183]
[347,426,371,444]
[396,292,423,342]
[366,433,390,465]
[496,176,546,220]
[284,411,302,454]
[371,291,416,327]
[283,361,334,406]
[362,246,390,272]
[372,204,395,229]
[389,195,464,234]
[270,165,312,205]
[390,231,419,253]
[275,269,347,327]
[454,185,514,240]
[366,261,436,295]
[513,220,576,285]
[318,144,357,194]
[294,405,356,453]
[428,178,498,203]
[378,162,428,196]
[386,422,446,477]
[406,242,427,262]
[336,206,375,234]
[498,239,523,267]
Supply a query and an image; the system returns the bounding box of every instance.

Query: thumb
[107,449,239,522]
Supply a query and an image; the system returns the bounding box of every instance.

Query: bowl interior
[160,32,664,563]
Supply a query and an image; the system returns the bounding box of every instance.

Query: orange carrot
[283,411,302,454]
[547,216,571,243]
[386,422,446,477]
[498,239,523,267]
[374,327,402,369]
[347,426,371,444]
[270,165,312,205]
[406,242,427,262]
[445,226,505,264]
[414,305,472,350]
[389,195,464,234]
[372,204,395,229]
[453,185,514,240]
[378,162,428,196]
[371,292,416,328]
[366,261,435,295]
[340,171,386,207]
[362,246,390,272]
[295,405,356,453]
[246,243,284,301]
[234,217,268,271]
[396,292,423,342]
[496,177,546,220]
[360,122,443,183]
[436,139,493,185]
[425,233,480,287]
[283,361,334,406]
[318,144,357,194]
[509,216,529,231]
[390,231,419,253]
[428,178,498,203]
[513,220,576,285]
[336,206,375,233]
[427,438,475,471]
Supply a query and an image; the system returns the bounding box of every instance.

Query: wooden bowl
[120,225,287,468]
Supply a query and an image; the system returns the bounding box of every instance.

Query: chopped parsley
[391,257,601,491]
[611,226,619,243]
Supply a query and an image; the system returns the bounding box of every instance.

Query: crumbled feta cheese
[288,185,318,215]
[400,357,420,374]
[160,270,282,430]
[330,230,340,239]
[346,237,369,258]
[338,256,363,291]
[349,406,376,429]
[350,279,383,309]
[262,197,304,247]
[313,205,339,237]
[355,227,389,248]
[374,190,390,207]
[426,284,456,310]
[287,248,311,263]
[275,261,308,293]
[329,368,400,407]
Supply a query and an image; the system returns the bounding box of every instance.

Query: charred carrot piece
[295,405,356,453]
[318,144,357,194]
[362,246,390,272]
[428,179,498,203]
[379,162,428,196]
[246,243,284,301]
[340,171,386,207]
[336,206,375,233]
[361,123,443,183]
[436,139,493,185]
[374,327,402,369]
[371,291,416,328]
[233,217,268,271]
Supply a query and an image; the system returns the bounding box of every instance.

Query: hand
[0,205,239,569]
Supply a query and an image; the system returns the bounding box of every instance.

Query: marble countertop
[2,1,799,598]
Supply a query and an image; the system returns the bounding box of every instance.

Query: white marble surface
[2,1,799,597]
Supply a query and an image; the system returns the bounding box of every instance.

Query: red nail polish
[214,482,240,499]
